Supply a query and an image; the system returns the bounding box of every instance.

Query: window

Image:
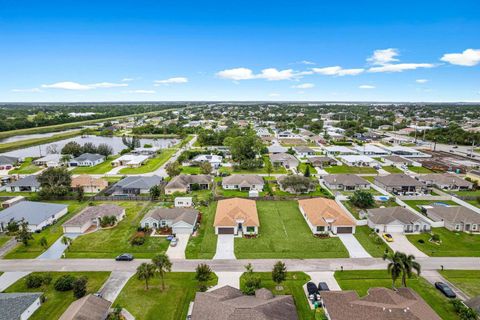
[473,224,478,231]
[145,223,149,228]
[316,226,325,232]
[161,221,166,227]
[455,224,461,231]
[246,226,255,233]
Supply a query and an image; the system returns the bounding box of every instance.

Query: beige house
[71,175,108,193]
[214,198,259,235]
[59,294,111,320]
[165,174,212,195]
[62,204,125,233]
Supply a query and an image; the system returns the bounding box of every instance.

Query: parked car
[306,282,320,302]
[435,282,456,298]
[318,282,330,292]
[382,233,394,242]
[115,253,134,261]
[453,146,458,149]
[170,238,178,247]
[166,235,175,241]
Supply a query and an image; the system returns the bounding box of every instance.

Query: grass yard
[466,200,480,208]
[353,226,390,257]
[334,270,459,320]
[342,198,398,220]
[219,156,288,175]
[4,272,110,320]
[235,201,349,259]
[180,165,202,174]
[324,165,377,174]
[5,201,88,259]
[66,202,169,258]
[8,157,42,174]
[297,163,317,175]
[381,165,403,173]
[0,234,12,247]
[403,200,458,213]
[120,148,176,174]
[407,166,434,173]
[452,190,480,197]
[72,155,119,174]
[185,204,217,259]
[239,272,323,320]
[440,270,480,297]
[115,272,217,320]
[407,227,480,257]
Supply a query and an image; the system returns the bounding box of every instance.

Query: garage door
[173,226,193,234]
[217,227,235,234]
[385,225,404,233]
[336,227,353,234]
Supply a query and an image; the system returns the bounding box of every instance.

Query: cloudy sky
[1,0,479,102]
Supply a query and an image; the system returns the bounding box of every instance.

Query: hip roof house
[140,207,199,234]
[62,204,125,234]
[0,201,68,232]
[214,198,259,235]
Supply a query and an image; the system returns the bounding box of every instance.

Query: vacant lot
[8,157,42,174]
[185,204,217,259]
[235,201,349,259]
[324,165,377,174]
[353,226,390,257]
[407,227,480,256]
[120,149,176,174]
[334,270,458,320]
[440,270,480,297]
[4,272,110,320]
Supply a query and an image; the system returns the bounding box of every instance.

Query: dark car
[435,282,456,298]
[318,282,330,292]
[306,282,318,295]
[115,253,134,261]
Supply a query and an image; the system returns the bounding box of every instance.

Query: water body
[0,129,80,144]
[1,135,179,158]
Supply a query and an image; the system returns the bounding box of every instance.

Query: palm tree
[152,253,172,290]
[383,251,404,289]
[400,254,421,287]
[136,263,156,290]
[61,236,72,250]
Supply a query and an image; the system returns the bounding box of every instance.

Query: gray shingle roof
[7,175,40,188]
[418,174,473,188]
[165,175,212,189]
[0,292,43,320]
[426,206,480,224]
[222,174,264,186]
[0,201,68,226]
[0,155,18,166]
[374,174,424,187]
[115,175,163,190]
[73,153,104,162]
[63,204,125,227]
[143,207,198,225]
[59,294,111,320]
[367,207,426,225]
[324,174,369,187]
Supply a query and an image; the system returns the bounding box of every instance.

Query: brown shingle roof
[214,198,259,227]
[222,174,264,186]
[71,175,108,189]
[298,197,355,227]
[166,174,212,189]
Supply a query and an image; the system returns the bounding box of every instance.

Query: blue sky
[1,0,479,102]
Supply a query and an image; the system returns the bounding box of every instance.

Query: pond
[0,129,80,144]
[1,135,179,158]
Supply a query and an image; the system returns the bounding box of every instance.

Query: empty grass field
[439,270,480,297]
[185,203,217,259]
[119,148,176,174]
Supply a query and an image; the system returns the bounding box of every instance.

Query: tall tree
[152,253,172,290]
[199,162,212,174]
[195,263,213,292]
[383,251,405,289]
[136,263,156,290]
[272,261,287,290]
[149,185,161,200]
[165,161,181,177]
[399,253,421,287]
[37,167,72,199]
[15,220,33,246]
[122,135,141,149]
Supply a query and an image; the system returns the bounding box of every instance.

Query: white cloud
[122,78,134,82]
[128,90,156,94]
[368,63,435,73]
[11,88,42,93]
[89,82,128,88]
[367,48,399,65]
[312,66,364,76]
[216,67,299,81]
[258,68,296,80]
[291,83,315,89]
[154,77,189,85]
[41,81,127,90]
[299,60,315,65]
[440,49,480,66]
[359,85,375,89]
[216,68,255,80]
[416,79,429,83]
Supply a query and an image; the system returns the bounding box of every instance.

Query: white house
[140,207,198,234]
[69,153,105,167]
[0,201,68,232]
[33,154,64,167]
[222,174,264,191]
[323,146,358,156]
[175,197,193,208]
[111,154,149,168]
[353,144,391,156]
[367,207,431,233]
[339,155,378,167]
[191,154,223,168]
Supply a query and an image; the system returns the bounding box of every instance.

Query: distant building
[69,153,105,167]
[5,175,40,192]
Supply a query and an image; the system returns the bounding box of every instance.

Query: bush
[25,274,44,288]
[418,239,425,244]
[431,234,440,242]
[243,274,262,295]
[131,232,146,246]
[42,273,53,286]
[73,276,88,298]
[350,190,375,209]
[54,274,77,291]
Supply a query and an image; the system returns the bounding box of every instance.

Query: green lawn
[440,270,480,297]
[353,226,390,257]
[120,149,176,174]
[66,202,169,258]
[219,156,288,175]
[8,157,42,174]
[5,201,88,259]
[298,163,318,175]
[235,201,349,259]
[340,188,383,197]
[466,200,480,208]
[180,165,202,174]
[185,203,217,259]
[240,272,323,320]
[342,198,398,219]
[407,227,480,257]
[115,272,217,320]
[452,190,480,197]
[407,166,434,173]
[0,234,12,247]
[71,155,119,174]
[324,165,377,174]
[403,200,459,213]
[381,165,403,173]
[4,272,110,320]
[334,270,459,320]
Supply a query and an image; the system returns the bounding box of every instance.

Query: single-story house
[59,294,111,320]
[5,175,40,192]
[321,287,441,320]
[466,170,480,183]
[381,146,430,158]
[71,175,108,193]
[298,197,356,234]
[374,174,427,195]
[191,154,223,168]
[382,155,421,167]
[33,154,64,167]
[0,292,43,320]
[0,155,18,170]
[267,145,288,154]
[293,146,315,157]
[307,156,337,168]
[417,173,473,191]
[175,197,193,207]
[165,174,212,195]
[353,144,391,156]
[0,201,68,232]
[111,154,149,168]
[277,130,295,138]
[112,175,163,195]
[214,198,259,235]
[323,146,358,156]
[62,204,125,233]
[339,155,377,167]
[269,153,299,169]
[367,207,431,233]
[323,174,370,191]
[140,207,198,234]
[69,153,105,167]
[1,195,25,209]
[222,174,264,191]
[426,206,480,233]
[191,286,298,320]
[131,147,160,156]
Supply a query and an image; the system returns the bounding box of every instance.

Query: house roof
[115,175,162,190]
[191,286,298,320]
[0,201,68,225]
[308,156,335,165]
[222,174,264,186]
[0,293,43,320]
[293,146,314,153]
[143,207,198,226]
[165,175,212,189]
[321,287,441,320]
[353,144,389,154]
[59,294,111,320]
[367,207,426,225]
[63,204,125,227]
[71,175,108,188]
[383,156,413,164]
[374,174,424,187]
[324,146,357,154]
[324,174,369,187]
[0,155,18,166]
[426,206,480,224]
[339,155,376,163]
[269,153,298,163]
[267,145,288,153]
[298,197,355,227]
[417,174,473,188]
[73,153,105,162]
[214,198,259,227]
[7,175,40,188]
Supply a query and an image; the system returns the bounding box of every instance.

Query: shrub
[431,234,440,242]
[350,190,375,209]
[418,239,425,244]
[25,274,44,288]
[131,232,146,246]
[54,274,76,291]
[73,276,88,298]
[42,273,53,286]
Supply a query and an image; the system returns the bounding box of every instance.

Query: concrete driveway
[209,272,243,291]
[0,272,30,291]
[304,271,341,309]
[213,235,236,260]
[383,233,428,258]
[99,271,134,302]
[337,234,371,258]
[37,233,81,260]
[166,234,190,260]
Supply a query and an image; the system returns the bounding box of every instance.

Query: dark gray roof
[63,204,125,227]
[324,174,369,187]
[417,174,473,188]
[0,155,18,166]
[0,292,43,320]
[115,175,162,190]
[308,156,335,165]
[0,201,68,226]
[73,153,104,162]
[143,207,198,225]
[7,175,40,188]
[374,174,424,187]
[165,175,212,189]
[426,206,480,224]
[367,207,425,225]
